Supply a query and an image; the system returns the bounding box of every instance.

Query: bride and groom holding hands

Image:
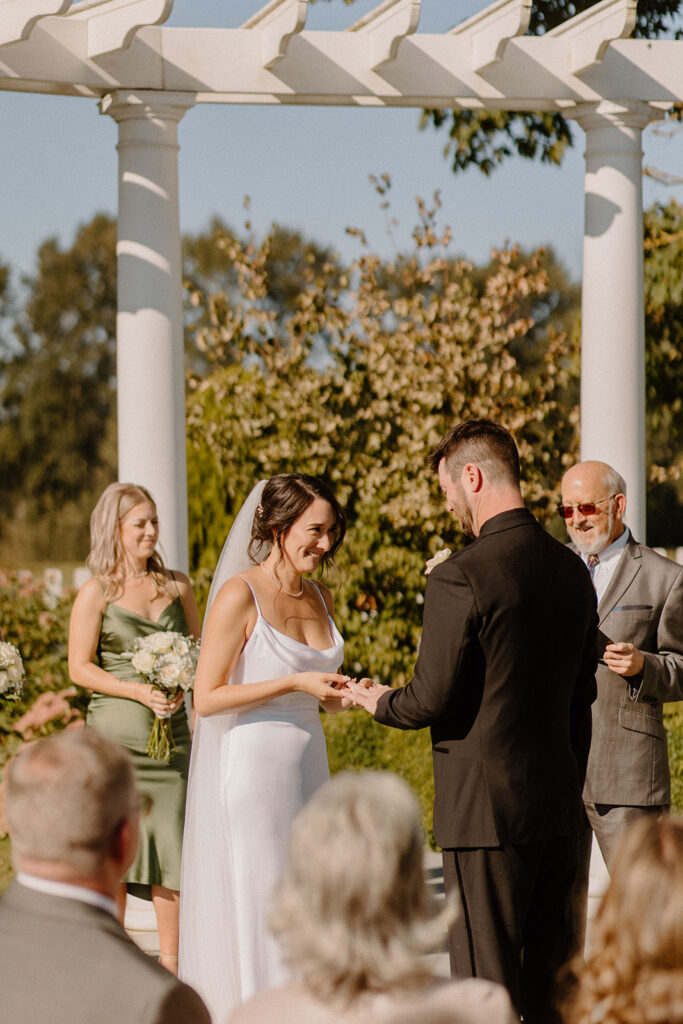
[179,417,597,1024]
[54,416,596,1024]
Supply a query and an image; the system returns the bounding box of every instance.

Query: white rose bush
[125,631,199,759]
[0,641,25,700]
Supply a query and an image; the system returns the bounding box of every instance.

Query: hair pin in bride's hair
[256,503,264,517]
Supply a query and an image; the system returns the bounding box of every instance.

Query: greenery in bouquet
[126,631,199,760]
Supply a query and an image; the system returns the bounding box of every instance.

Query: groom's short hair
[430,419,521,487]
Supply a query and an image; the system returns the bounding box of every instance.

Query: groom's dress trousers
[376,508,598,1024]
[580,533,683,868]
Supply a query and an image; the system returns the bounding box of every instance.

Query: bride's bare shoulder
[210,574,258,615]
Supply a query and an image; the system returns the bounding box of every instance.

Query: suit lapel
[598,539,642,624]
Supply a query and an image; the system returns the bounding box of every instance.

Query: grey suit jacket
[584,536,683,806]
[0,882,210,1024]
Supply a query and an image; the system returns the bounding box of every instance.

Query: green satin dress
[87,596,192,899]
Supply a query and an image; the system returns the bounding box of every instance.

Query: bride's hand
[292,672,351,702]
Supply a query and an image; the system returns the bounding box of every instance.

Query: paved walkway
[126,839,611,972]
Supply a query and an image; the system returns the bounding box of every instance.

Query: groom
[351,419,598,1024]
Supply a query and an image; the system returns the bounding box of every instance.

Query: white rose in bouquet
[147,632,175,654]
[159,660,182,686]
[131,649,157,676]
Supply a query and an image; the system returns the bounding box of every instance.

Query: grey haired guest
[0,729,209,1024]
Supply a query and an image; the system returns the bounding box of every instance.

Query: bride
[178,474,350,1022]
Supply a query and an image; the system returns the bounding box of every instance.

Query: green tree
[643,199,683,545]
[186,196,580,685]
[0,215,118,562]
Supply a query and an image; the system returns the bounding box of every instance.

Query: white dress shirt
[583,527,630,605]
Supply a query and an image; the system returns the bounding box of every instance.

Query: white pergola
[3,0,681,568]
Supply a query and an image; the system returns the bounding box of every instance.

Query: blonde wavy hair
[563,815,683,1024]
[269,771,458,1003]
[86,482,167,598]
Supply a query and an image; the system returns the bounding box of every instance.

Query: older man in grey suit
[559,460,683,869]
[0,729,210,1024]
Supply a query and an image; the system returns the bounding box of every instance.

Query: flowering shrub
[0,571,86,769]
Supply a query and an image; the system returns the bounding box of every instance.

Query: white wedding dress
[179,580,344,1024]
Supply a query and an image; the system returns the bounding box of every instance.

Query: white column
[100,90,195,573]
[573,101,654,542]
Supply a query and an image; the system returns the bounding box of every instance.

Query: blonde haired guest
[563,815,683,1024]
[68,482,201,973]
[227,772,517,1024]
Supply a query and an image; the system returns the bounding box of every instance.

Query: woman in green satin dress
[68,482,201,974]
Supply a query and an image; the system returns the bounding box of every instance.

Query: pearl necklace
[259,562,304,598]
[125,570,150,580]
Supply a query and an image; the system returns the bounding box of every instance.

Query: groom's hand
[348,678,391,715]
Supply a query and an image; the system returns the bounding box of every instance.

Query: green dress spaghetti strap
[86,595,192,899]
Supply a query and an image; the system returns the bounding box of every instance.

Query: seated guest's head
[269,770,456,1001]
[564,814,683,1024]
[5,729,139,893]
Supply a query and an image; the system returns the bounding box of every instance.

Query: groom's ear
[462,463,483,493]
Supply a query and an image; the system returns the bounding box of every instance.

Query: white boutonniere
[424,548,452,575]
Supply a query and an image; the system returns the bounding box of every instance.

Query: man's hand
[604,642,645,677]
[347,678,391,715]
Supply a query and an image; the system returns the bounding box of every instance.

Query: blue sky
[1,0,682,285]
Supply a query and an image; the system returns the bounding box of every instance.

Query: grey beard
[572,507,613,556]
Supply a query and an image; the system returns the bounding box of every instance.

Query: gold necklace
[259,562,304,598]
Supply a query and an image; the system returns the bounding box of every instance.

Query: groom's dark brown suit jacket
[376,507,598,849]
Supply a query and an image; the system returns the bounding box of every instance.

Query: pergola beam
[348,0,421,72]
[546,0,637,75]
[449,0,531,74]
[0,0,71,47]
[242,0,308,70]
[2,29,683,108]
[66,0,174,58]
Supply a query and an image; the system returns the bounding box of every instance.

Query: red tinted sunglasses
[556,495,616,520]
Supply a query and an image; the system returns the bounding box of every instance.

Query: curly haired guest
[227,771,517,1024]
[563,815,683,1024]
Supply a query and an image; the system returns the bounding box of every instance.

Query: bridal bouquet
[0,640,25,700]
[126,631,199,759]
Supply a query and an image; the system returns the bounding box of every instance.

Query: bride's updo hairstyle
[270,771,457,1001]
[248,473,346,571]
[87,482,167,598]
